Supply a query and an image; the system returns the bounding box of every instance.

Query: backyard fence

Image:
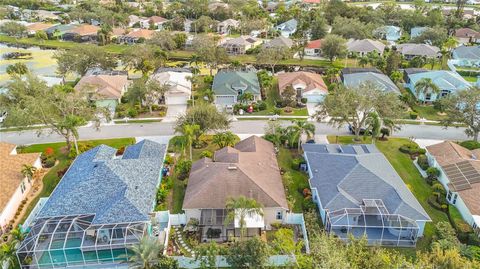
[283,213,310,253]
[169,213,187,226]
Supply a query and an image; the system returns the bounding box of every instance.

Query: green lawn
[462,76,478,83]
[277,148,310,213]
[18,138,135,224]
[410,105,447,121]
[326,136,451,254]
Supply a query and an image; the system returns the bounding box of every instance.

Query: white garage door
[215,96,235,105]
[166,95,188,105]
[305,95,325,103]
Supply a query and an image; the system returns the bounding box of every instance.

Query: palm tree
[0,241,19,269]
[238,92,254,104]
[286,120,315,151]
[224,196,264,241]
[325,67,339,84]
[365,112,381,143]
[443,37,458,51]
[182,124,200,160]
[128,237,163,269]
[415,78,440,104]
[21,164,37,183]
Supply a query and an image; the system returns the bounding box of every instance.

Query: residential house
[346,39,385,56]
[305,39,322,57]
[183,136,289,242]
[426,141,480,234]
[452,45,480,67]
[74,70,130,116]
[341,68,400,94]
[275,19,297,37]
[404,69,471,102]
[25,22,55,36]
[128,14,144,28]
[16,140,169,269]
[212,70,261,108]
[220,36,261,54]
[62,24,99,42]
[277,71,328,103]
[147,16,169,30]
[118,29,155,44]
[0,143,41,234]
[455,28,480,44]
[150,67,192,105]
[302,143,431,246]
[396,43,440,59]
[263,36,294,49]
[374,26,402,42]
[217,19,239,35]
[410,26,429,39]
[45,24,77,39]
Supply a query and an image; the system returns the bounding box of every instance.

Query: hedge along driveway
[326,136,450,253]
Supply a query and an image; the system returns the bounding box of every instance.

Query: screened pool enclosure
[325,199,420,247]
[16,214,148,268]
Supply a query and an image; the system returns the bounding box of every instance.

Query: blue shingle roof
[38,140,166,224]
[303,144,430,222]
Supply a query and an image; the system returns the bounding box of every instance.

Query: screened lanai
[17,214,147,269]
[325,199,420,247]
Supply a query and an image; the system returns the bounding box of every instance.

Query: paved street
[0,120,469,145]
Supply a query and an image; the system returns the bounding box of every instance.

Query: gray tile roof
[346,39,386,54]
[396,43,440,58]
[38,140,166,224]
[303,144,430,222]
[342,72,400,94]
[263,36,294,48]
[452,45,480,60]
[212,71,261,96]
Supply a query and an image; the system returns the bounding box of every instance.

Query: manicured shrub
[426,167,440,182]
[291,158,303,170]
[417,154,429,170]
[127,107,138,118]
[176,159,192,180]
[460,140,480,150]
[300,98,307,104]
[200,150,213,158]
[257,101,267,111]
[409,111,418,120]
[43,157,56,168]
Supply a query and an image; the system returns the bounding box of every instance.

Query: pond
[0,43,58,86]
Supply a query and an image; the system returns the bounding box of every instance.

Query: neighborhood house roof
[277,71,328,95]
[0,143,40,213]
[66,24,99,36]
[410,27,429,38]
[263,36,294,48]
[375,25,401,41]
[149,16,168,23]
[407,71,471,92]
[342,71,400,94]
[183,136,288,209]
[302,144,430,222]
[45,24,76,34]
[453,45,480,60]
[74,73,130,100]
[38,140,166,224]
[124,29,155,39]
[150,69,192,96]
[218,19,239,27]
[427,141,480,215]
[221,36,258,47]
[275,19,297,32]
[396,43,440,57]
[306,39,322,49]
[346,39,385,54]
[212,71,261,96]
[26,22,55,32]
[455,28,480,39]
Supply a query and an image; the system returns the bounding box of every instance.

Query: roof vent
[228,166,238,170]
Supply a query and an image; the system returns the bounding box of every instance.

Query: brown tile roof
[74,74,129,100]
[0,143,40,212]
[125,29,155,39]
[68,24,100,36]
[183,136,288,209]
[277,71,328,94]
[27,22,54,32]
[427,141,480,215]
[455,28,480,39]
[112,27,127,36]
[149,16,168,23]
[426,141,474,166]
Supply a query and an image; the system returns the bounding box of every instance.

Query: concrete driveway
[164,104,187,122]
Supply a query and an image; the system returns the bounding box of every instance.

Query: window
[425,93,432,100]
[20,182,26,194]
[452,194,458,204]
[447,190,452,201]
[276,211,283,220]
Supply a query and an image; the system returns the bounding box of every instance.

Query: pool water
[37,239,130,268]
